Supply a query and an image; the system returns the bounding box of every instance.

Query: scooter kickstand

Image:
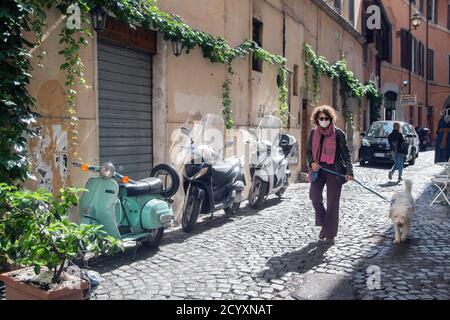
[132,241,141,260]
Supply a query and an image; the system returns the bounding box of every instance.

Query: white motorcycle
[247,115,297,209]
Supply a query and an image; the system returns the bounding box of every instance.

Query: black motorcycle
[179,126,246,233]
[417,127,431,151]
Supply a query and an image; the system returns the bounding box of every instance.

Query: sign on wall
[400,94,417,107]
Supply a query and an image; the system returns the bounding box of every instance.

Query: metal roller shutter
[98,40,153,180]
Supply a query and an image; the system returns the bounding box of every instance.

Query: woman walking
[387,122,406,182]
[307,105,354,244]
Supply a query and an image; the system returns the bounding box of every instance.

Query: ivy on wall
[302,43,382,128]
[0,0,289,183]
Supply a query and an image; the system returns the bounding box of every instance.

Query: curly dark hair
[310,105,338,127]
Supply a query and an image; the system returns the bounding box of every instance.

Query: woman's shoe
[319,229,325,240]
[388,171,393,180]
[324,238,335,245]
[398,177,403,182]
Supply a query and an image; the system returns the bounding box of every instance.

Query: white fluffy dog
[389,180,415,244]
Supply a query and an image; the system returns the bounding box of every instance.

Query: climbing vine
[1,0,290,183]
[302,43,382,128]
[222,63,234,129]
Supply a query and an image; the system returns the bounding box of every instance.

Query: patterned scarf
[312,124,336,165]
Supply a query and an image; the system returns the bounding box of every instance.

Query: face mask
[319,120,331,128]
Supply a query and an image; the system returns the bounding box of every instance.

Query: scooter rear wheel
[141,227,164,249]
[224,201,241,215]
[182,192,201,233]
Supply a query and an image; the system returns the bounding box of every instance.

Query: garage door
[98,40,153,180]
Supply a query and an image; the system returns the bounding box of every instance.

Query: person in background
[435,107,450,163]
[388,122,406,182]
[307,105,354,244]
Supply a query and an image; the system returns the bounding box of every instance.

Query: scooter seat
[212,159,240,181]
[120,178,162,197]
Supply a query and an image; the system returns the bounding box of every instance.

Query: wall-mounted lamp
[171,39,184,57]
[411,13,421,30]
[90,5,108,33]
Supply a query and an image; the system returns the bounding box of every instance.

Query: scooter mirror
[181,127,191,136]
[204,136,215,145]
[248,128,257,138]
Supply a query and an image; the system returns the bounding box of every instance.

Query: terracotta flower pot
[0,268,89,300]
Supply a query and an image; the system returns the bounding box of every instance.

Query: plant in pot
[0,183,123,300]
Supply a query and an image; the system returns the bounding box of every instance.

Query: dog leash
[310,166,392,203]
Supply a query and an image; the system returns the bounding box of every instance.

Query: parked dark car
[359,121,420,166]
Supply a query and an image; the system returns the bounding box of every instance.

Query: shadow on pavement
[326,181,450,300]
[378,181,401,188]
[85,200,264,272]
[258,242,333,279]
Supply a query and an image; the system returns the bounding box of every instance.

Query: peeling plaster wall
[24,8,98,193]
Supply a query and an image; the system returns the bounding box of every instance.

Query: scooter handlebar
[71,162,99,172]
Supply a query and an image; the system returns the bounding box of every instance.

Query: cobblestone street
[2,151,447,301]
[82,150,449,300]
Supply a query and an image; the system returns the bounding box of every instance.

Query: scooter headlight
[100,163,115,179]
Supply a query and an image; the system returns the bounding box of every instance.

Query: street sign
[400,94,417,106]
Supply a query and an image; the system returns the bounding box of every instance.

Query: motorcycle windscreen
[256,115,283,147]
[168,113,231,223]
[79,178,121,239]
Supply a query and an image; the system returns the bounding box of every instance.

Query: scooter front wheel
[249,177,268,209]
[182,193,201,233]
[275,188,286,198]
[141,227,164,249]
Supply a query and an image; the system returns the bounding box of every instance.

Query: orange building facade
[376,0,450,140]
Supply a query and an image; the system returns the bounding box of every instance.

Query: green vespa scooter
[72,162,180,248]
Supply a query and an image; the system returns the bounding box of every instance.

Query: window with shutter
[448,55,450,84]
[447,3,450,30]
[418,41,424,77]
[332,78,338,110]
[434,0,438,24]
[349,0,355,25]
[427,0,433,21]
[427,48,435,81]
[411,37,416,74]
[428,0,437,23]
[333,0,342,15]
[252,18,263,72]
[420,0,424,13]
[400,29,411,70]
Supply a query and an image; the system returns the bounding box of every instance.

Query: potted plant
[0,183,122,300]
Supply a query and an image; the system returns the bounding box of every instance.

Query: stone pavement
[1,151,448,300]
[86,150,449,300]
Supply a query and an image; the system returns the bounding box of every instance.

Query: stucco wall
[26,1,367,195]
[26,8,98,192]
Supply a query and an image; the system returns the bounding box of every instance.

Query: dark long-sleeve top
[306,127,354,184]
[387,130,405,153]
